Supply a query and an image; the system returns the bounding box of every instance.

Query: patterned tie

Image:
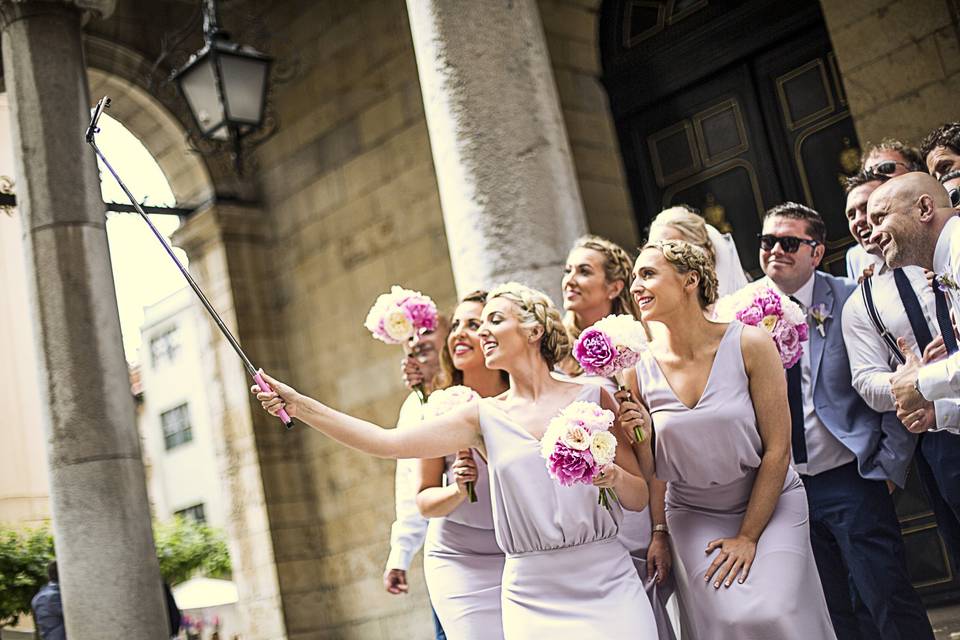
[893,268,934,353]
[933,279,959,355]
[787,295,807,464]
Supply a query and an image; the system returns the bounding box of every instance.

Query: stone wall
[821,0,960,148]
[539,0,640,249]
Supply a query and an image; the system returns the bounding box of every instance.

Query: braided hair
[488,282,572,369]
[643,240,719,309]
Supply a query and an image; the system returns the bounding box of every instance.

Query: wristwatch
[652,524,670,536]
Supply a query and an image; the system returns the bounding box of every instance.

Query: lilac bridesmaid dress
[555,371,676,640]
[423,452,505,639]
[479,384,658,639]
[636,322,836,640]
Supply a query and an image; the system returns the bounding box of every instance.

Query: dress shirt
[845,244,873,280]
[385,392,429,572]
[919,216,960,401]
[766,275,856,474]
[842,254,960,433]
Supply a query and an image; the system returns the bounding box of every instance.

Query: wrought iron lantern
[171,0,272,173]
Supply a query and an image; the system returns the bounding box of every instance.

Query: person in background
[647,206,749,297]
[848,140,925,278]
[31,561,65,640]
[921,122,960,179]
[382,317,451,640]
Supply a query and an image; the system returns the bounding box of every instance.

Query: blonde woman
[559,234,675,640]
[648,206,749,296]
[622,240,834,639]
[252,283,658,638]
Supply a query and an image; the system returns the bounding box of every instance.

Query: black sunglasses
[872,160,911,176]
[758,234,820,253]
[949,186,960,208]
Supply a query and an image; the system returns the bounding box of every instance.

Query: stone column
[0,2,168,638]
[406,0,588,301]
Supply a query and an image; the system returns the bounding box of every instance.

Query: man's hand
[922,336,947,364]
[383,568,409,595]
[891,337,925,414]
[897,401,937,434]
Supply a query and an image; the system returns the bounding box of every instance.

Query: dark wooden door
[601,0,959,603]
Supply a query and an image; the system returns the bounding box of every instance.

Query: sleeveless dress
[479,384,658,639]
[423,451,505,640]
[553,371,676,640]
[636,322,836,640]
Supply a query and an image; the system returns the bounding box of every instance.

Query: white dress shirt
[384,392,429,572]
[919,216,960,401]
[766,275,856,475]
[845,244,872,280]
[842,253,960,433]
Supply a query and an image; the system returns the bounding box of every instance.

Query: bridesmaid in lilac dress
[416,292,508,639]
[252,283,659,639]
[557,235,675,639]
[622,240,835,640]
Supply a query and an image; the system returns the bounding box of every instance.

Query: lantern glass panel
[178,55,226,138]
[219,53,269,125]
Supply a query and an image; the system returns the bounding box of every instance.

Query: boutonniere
[809,303,830,337]
[935,273,959,292]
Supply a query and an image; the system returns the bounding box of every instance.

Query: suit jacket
[811,271,914,487]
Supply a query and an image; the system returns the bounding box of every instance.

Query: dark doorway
[600,0,959,604]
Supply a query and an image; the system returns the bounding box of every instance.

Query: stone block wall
[821,0,960,148]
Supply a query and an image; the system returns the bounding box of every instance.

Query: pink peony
[775,323,802,369]
[547,442,596,486]
[403,298,438,332]
[573,328,616,375]
[737,304,763,326]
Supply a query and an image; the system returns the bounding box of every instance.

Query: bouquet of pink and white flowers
[540,401,619,510]
[713,284,808,369]
[427,385,480,502]
[365,286,439,402]
[571,314,648,441]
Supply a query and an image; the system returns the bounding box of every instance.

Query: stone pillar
[0,2,168,639]
[406,0,588,301]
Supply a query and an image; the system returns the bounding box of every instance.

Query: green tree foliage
[0,518,230,628]
[154,517,231,586]
[0,525,55,628]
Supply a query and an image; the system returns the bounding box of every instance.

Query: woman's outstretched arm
[253,371,482,459]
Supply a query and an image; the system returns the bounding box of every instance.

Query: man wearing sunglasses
[920,122,960,180]
[869,173,960,417]
[940,170,960,211]
[758,203,929,640]
[841,170,960,580]
[846,141,926,278]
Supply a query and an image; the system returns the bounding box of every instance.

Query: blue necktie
[893,268,934,353]
[933,283,959,355]
[787,295,807,464]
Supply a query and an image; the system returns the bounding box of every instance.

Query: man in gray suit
[759,202,930,640]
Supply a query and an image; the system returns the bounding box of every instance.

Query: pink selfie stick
[86,96,295,430]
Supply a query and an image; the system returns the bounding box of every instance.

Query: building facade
[1,0,958,638]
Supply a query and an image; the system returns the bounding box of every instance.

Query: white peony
[427,385,479,418]
[383,307,414,341]
[561,424,591,451]
[589,430,618,466]
[540,416,567,458]
[592,314,648,352]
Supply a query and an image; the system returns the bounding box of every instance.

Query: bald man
[867,172,960,415]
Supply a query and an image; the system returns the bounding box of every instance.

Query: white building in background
[138,287,225,528]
